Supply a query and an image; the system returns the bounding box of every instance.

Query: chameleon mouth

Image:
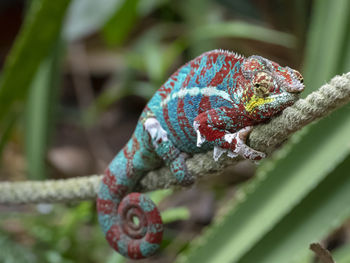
[285,83,305,93]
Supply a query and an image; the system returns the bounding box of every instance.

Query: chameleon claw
[236,127,266,160]
[222,127,266,161]
[223,133,240,158]
[224,133,238,144]
[213,146,226,161]
[193,121,205,147]
[227,151,238,158]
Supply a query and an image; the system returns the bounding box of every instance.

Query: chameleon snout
[285,83,305,93]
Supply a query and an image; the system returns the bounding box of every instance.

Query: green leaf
[148,190,190,224]
[25,43,63,179]
[333,243,350,263]
[161,207,191,224]
[102,0,140,46]
[0,0,71,130]
[0,112,18,160]
[239,153,350,263]
[148,189,174,205]
[105,252,126,263]
[64,0,122,41]
[192,22,296,49]
[302,0,350,94]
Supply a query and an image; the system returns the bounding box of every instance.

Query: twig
[310,243,336,263]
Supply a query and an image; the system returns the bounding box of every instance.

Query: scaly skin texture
[96,50,304,259]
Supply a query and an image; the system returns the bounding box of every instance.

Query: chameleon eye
[253,83,269,97]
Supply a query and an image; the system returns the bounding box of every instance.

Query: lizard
[96,49,304,259]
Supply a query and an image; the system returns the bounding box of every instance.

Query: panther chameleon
[96,50,304,259]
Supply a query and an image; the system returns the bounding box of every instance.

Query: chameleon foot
[224,126,266,161]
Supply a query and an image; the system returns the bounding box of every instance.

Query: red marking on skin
[127,192,140,203]
[145,209,163,244]
[199,124,225,142]
[128,242,143,259]
[106,225,121,251]
[244,59,263,72]
[177,98,196,140]
[97,198,115,214]
[284,74,292,83]
[271,62,295,85]
[220,140,236,151]
[209,56,235,86]
[102,170,129,199]
[277,69,292,83]
[195,63,210,84]
[158,85,172,99]
[146,208,163,226]
[145,230,163,244]
[158,72,179,99]
[112,185,129,200]
[250,154,263,161]
[123,136,140,178]
[179,58,201,87]
[198,95,211,115]
[181,67,196,89]
[209,52,219,64]
[103,168,114,185]
[190,59,201,70]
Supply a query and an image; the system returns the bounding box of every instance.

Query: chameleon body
[97,50,304,259]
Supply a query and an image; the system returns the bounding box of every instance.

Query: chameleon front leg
[144,117,194,186]
[193,107,266,161]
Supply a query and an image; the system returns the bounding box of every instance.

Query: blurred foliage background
[0,0,350,262]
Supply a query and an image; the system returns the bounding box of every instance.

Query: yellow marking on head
[245,96,274,112]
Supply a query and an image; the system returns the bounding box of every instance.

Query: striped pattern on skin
[97,50,304,259]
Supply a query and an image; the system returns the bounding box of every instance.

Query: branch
[310,243,336,263]
[1,72,350,204]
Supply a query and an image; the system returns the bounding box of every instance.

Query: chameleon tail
[97,136,163,259]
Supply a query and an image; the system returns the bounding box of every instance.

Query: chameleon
[96,50,304,259]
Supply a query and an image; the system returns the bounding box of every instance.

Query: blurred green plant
[333,242,350,263]
[25,44,63,179]
[0,234,36,263]
[0,189,189,263]
[0,0,71,154]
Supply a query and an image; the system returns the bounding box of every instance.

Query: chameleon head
[240,55,304,120]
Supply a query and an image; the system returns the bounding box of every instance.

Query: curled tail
[97,114,193,259]
[97,134,163,259]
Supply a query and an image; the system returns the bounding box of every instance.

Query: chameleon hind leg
[144,117,194,186]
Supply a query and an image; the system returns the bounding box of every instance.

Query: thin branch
[0,72,350,204]
[310,243,336,263]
